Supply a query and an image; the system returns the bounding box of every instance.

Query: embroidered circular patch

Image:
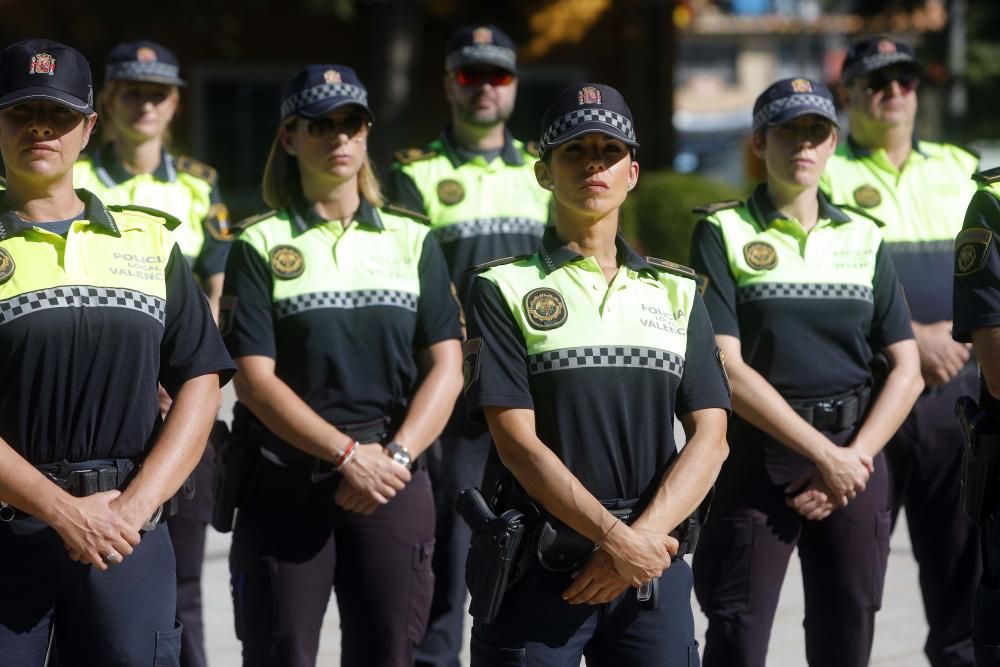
[853,185,882,209]
[523,288,568,330]
[269,245,305,279]
[954,227,993,277]
[0,247,14,284]
[437,179,466,205]
[743,241,778,270]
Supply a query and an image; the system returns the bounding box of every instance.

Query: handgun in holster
[211,415,262,533]
[956,396,1000,526]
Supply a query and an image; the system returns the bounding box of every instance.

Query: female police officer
[689,78,923,666]
[74,39,231,667]
[221,64,463,667]
[463,83,731,665]
[0,39,233,666]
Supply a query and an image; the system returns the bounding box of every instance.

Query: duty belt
[788,385,871,431]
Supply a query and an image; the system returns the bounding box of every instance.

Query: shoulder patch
[393,147,438,165]
[175,155,218,184]
[205,202,234,241]
[645,256,696,280]
[465,255,533,275]
[524,141,540,158]
[692,200,742,215]
[233,210,277,231]
[384,203,430,223]
[973,167,1000,185]
[107,204,181,231]
[837,204,887,227]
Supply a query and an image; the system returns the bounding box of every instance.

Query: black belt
[789,385,871,431]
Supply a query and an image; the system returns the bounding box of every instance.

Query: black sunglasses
[303,113,370,139]
[865,71,920,96]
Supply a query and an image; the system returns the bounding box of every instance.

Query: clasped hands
[785,444,874,521]
[334,442,411,515]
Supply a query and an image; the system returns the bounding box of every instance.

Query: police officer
[690,78,923,666]
[386,24,551,667]
[463,82,730,664]
[820,36,981,666]
[74,40,231,667]
[0,39,234,666]
[222,64,463,667]
[953,167,1000,665]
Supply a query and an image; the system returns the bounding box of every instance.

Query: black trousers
[416,399,493,667]
[694,418,891,667]
[975,508,1000,665]
[885,365,979,667]
[0,518,181,666]
[230,468,436,667]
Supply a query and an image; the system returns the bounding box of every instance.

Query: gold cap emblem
[578,86,602,105]
[29,53,55,76]
[877,39,897,54]
[136,47,158,62]
[472,27,493,44]
[323,69,342,84]
[791,78,812,93]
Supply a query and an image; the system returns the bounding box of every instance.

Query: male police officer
[821,36,980,667]
[387,24,550,667]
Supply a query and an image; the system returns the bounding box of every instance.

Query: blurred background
[6,0,996,263]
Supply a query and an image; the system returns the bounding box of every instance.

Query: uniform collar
[747,184,851,228]
[0,188,120,240]
[440,126,524,169]
[537,225,656,276]
[287,195,385,235]
[845,134,928,160]
[92,144,176,188]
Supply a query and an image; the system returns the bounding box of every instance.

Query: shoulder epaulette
[692,200,742,216]
[465,255,533,275]
[175,155,218,184]
[645,257,696,280]
[524,141,540,158]
[837,204,887,227]
[107,204,181,231]
[973,167,1000,185]
[950,142,982,161]
[384,203,430,223]
[394,147,438,166]
[233,210,277,231]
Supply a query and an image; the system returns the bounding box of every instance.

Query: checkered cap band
[446,45,516,70]
[540,108,636,150]
[528,346,684,377]
[752,94,837,132]
[280,83,368,119]
[842,53,916,82]
[738,282,874,303]
[275,289,417,319]
[0,286,165,326]
[433,217,546,245]
[106,62,181,82]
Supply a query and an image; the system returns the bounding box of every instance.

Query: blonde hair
[261,119,384,210]
[95,79,178,147]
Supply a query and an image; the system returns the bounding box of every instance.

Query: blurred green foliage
[620,170,749,264]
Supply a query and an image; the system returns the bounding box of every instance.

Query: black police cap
[0,39,94,114]
[539,83,638,155]
[280,64,372,121]
[445,25,517,74]
[752,77,838,133]
[841,36,922,84]
[105,40,186,87]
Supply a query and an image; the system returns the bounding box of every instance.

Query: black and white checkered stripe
[540,109,636,150]
[106,62,181,82]
[752,94,837,131]
[275,289,417,319]
[446,45,516,71]
[738,282,874,303]
[885,239,952,255]
[433,217,546,245]
[528,346,684,377]
[280,84,367,119]
[842,53,915,82]
[0,286,165,326]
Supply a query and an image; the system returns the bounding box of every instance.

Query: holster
[956,396,1000,526]
[211,415,263,533]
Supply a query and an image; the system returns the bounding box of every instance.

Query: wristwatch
[385,441,412,470]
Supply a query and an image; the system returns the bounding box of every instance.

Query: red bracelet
[334,440,358,469]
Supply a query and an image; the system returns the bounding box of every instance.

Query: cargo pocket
[470,634,526,667]
[692,516,753,615]
[407,539,436,644]
[871,509,892,610]
[230,543,280,645]
[153,620,182,666]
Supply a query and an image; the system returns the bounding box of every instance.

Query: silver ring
[102,552,120,565]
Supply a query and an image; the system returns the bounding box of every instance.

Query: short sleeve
[222,238,277,359]
[195,183,233,280]
[160,243,235,395]
[676,291,732,416]
[869,242,915,349]
[464,276,534,422]
[415,233,463,349]
[688,219,739,337]
[386,168,426,213]
[954,190,1000,342]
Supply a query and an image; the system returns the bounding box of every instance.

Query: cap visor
[766,108,839,129]
[844,55,923,83]
[295,99,374,122]
[0,87,93,114]
[543,123,639,151]
[109,74,187,87]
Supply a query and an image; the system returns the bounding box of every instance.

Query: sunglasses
[302,113,370,139]
[864,71,920,96]
[454,68,514,88]
[773,119,834,145]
